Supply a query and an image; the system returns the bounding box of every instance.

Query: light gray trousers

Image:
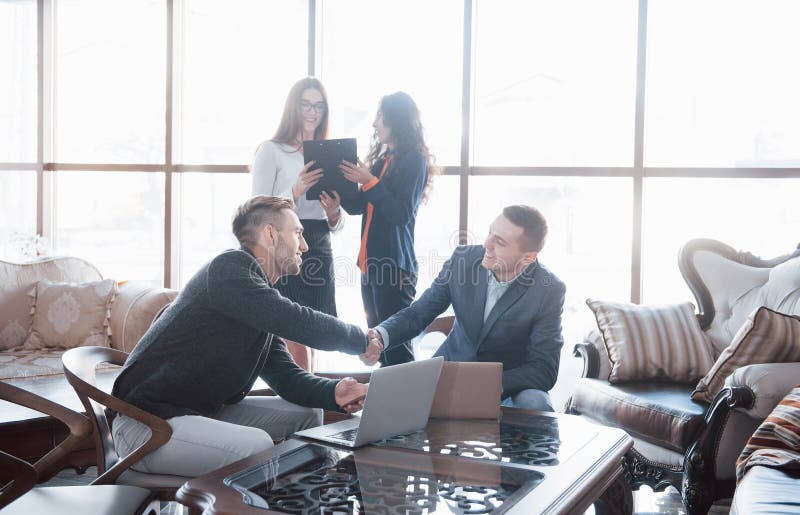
[112,396,323,477]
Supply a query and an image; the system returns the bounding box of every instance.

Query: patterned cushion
[0,257,103,350]
[587,299,716,383]
[0,348,116,379]
[692,307,800,403]
[0,316,30,351]
[736,385,800,482]
[23,279,118,350]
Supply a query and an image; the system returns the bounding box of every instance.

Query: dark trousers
[361,266,416,367]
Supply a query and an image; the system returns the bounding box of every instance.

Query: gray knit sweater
[112,247,367,419]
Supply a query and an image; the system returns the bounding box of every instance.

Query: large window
[319,0,463,164]
[3,0,800,380]
[645,0,800,167]
[176,0,307,164]
[0,0,36,162]
[55,0,166,163]
[472,0,638,166]
[175,172,248,286]
[53,172,164,285]
[0,171,36,259]
[642,178,800,304]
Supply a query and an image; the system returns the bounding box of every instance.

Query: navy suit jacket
[379,245,566,397]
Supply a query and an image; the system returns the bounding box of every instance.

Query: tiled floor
[42,466,731,514]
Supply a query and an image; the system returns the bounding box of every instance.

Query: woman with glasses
[339,91,438,366]
[251,77,342,371]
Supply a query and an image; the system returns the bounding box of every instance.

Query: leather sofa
[567,239,800,514]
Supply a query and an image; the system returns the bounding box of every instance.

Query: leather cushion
[732,466,800,514]
[571,378,706,453]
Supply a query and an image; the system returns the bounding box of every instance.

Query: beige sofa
[0,256,176,380]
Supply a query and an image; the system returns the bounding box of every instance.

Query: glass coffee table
[177,408,632,514]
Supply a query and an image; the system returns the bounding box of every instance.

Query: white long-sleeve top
[251,140,343,231]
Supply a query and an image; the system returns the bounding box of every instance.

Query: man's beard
[275,241,301,276]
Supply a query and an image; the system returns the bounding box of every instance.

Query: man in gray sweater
[112,195,379,477]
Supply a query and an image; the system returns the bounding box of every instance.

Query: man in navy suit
[364,205,565,411]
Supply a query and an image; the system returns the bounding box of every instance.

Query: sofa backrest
[109,282,177,353]
[0,257,103,350]
[680,239,800,356]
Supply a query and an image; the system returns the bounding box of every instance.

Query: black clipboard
[303,138,359,201]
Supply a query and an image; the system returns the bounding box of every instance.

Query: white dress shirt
[483,269,514,322]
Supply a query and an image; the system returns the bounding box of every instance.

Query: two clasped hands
[334,329,384,414]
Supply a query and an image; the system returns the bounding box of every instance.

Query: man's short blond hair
[232,195,294,246]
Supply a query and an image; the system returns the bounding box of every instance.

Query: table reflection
[376,412,593,467]
[225,443,543,514]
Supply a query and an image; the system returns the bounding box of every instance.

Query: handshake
[359,328,384,366]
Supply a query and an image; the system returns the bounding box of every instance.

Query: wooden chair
[61,347,190,505]
[0,381,156,514]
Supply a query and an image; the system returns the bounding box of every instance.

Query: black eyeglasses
[300,101,327,114]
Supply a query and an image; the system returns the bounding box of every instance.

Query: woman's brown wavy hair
[272,77,330,146]
[365,92,439,202]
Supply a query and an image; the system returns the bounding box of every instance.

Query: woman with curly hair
[340,91,438,366]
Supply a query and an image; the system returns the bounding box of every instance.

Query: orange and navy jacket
[341,149,428,276]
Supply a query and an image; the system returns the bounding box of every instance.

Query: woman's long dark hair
[272,77,329,147]
[365,92,439,202]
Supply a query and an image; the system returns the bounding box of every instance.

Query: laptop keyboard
[328,428,359,442]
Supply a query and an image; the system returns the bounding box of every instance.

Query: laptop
[294,356,444,448]
[429,361,502,419]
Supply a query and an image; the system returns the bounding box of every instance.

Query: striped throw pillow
[736,385,800,482]
[587,299,715,383]
[692,307,800,403]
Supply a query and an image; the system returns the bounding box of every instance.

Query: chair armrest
[725,362,800,419]
[109,282,178,353]
[682,384,756,506]
[572,330,610,379]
